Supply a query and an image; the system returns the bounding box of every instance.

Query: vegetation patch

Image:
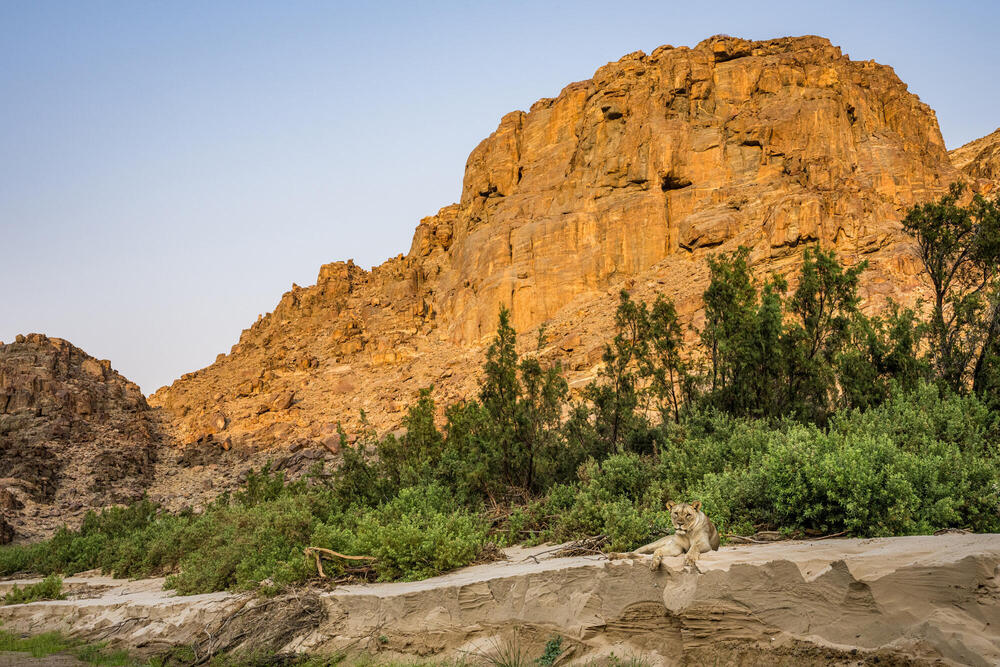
[0,627,135,665]
[1,573,65,605]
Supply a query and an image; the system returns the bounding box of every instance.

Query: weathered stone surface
[557,332,582,352]
[321,435,341,455]
[950,127,1000,193]
[0,487,23,511]
[425,35,953,342]
[0,334,160,541]
[149,35,976,464]
[270,390,294,412]
[209,411,227,432]
[0,516,13,545]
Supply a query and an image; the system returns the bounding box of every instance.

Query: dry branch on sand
[177,592,326,665]
[303,547,375,579]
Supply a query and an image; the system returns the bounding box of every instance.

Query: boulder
[558,333,582,352]
[0,488,23,511]
[321,435,341,455]
[270,391,294,412]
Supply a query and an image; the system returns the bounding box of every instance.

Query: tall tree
[585,291,648,453]
[785,246,866,419]
[701,247,788,418]
[517,355,568,490]
[902,184,1000,395]
[479,306,569,492]
[645,295,690,422]
[480,306,522,486]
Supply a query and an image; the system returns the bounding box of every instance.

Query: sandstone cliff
[950,126,1000,192]
[150,35,965,463]
[0,334,160,542]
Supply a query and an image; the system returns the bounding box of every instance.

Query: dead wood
[304,546,375,578]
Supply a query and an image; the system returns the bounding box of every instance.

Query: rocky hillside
[950,126,1000,189]
[151,34,965,458]
[0,334,161,542]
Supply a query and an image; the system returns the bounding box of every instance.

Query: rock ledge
[3,534,998,665]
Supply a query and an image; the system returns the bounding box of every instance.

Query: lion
[634,500,720,569]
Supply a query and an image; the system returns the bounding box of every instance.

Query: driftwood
[809,530,848,541]
[724,534,774,544]
[521,535,611,563]
[303,546,375,578]
[552,535,610,558]
[725,530,849,544]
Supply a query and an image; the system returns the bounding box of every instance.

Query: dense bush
[2,383,997,595]
[535,454,673,551]
[0,469,492,593]
[694,386,1000,536]
[311,484,488,581]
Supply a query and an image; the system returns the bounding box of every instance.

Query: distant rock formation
[421,34,954,342]
[142,35,991,466]
[950,127,1000,191]
[0,334,160,542]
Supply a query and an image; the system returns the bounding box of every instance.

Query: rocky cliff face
[150,35,964,462]
[424,34,952,342]
[0,334,160,542]
[950,127,1000,191]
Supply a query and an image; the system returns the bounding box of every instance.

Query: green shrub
[539,455,672,551]
[0,542,41,577]
[536,636,564,667]
[2,574,65,605]
[694,390,1000,536]
[2,382,997,593]
[312,484,489,581]
[165,493,318,595]
[654,408,778,493]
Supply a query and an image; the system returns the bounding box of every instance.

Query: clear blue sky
[2,0,997,393]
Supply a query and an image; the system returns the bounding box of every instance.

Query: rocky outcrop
[950,127,1000,192]
[424,35,952,341]
[0,334,160,541]
[3,535,999,665]
[150,35,964,458]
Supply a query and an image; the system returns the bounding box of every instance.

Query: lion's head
[667,500,702,533]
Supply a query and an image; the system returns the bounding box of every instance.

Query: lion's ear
[691,500,702,511]
[665,501,676,510]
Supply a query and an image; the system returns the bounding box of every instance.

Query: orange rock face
[429,36,953,342]
[950,127,1000,193]
[150,35,970,455]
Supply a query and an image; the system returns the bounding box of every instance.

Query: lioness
[635,500,720,569]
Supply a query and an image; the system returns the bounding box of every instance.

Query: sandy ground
[2,534,999,665]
